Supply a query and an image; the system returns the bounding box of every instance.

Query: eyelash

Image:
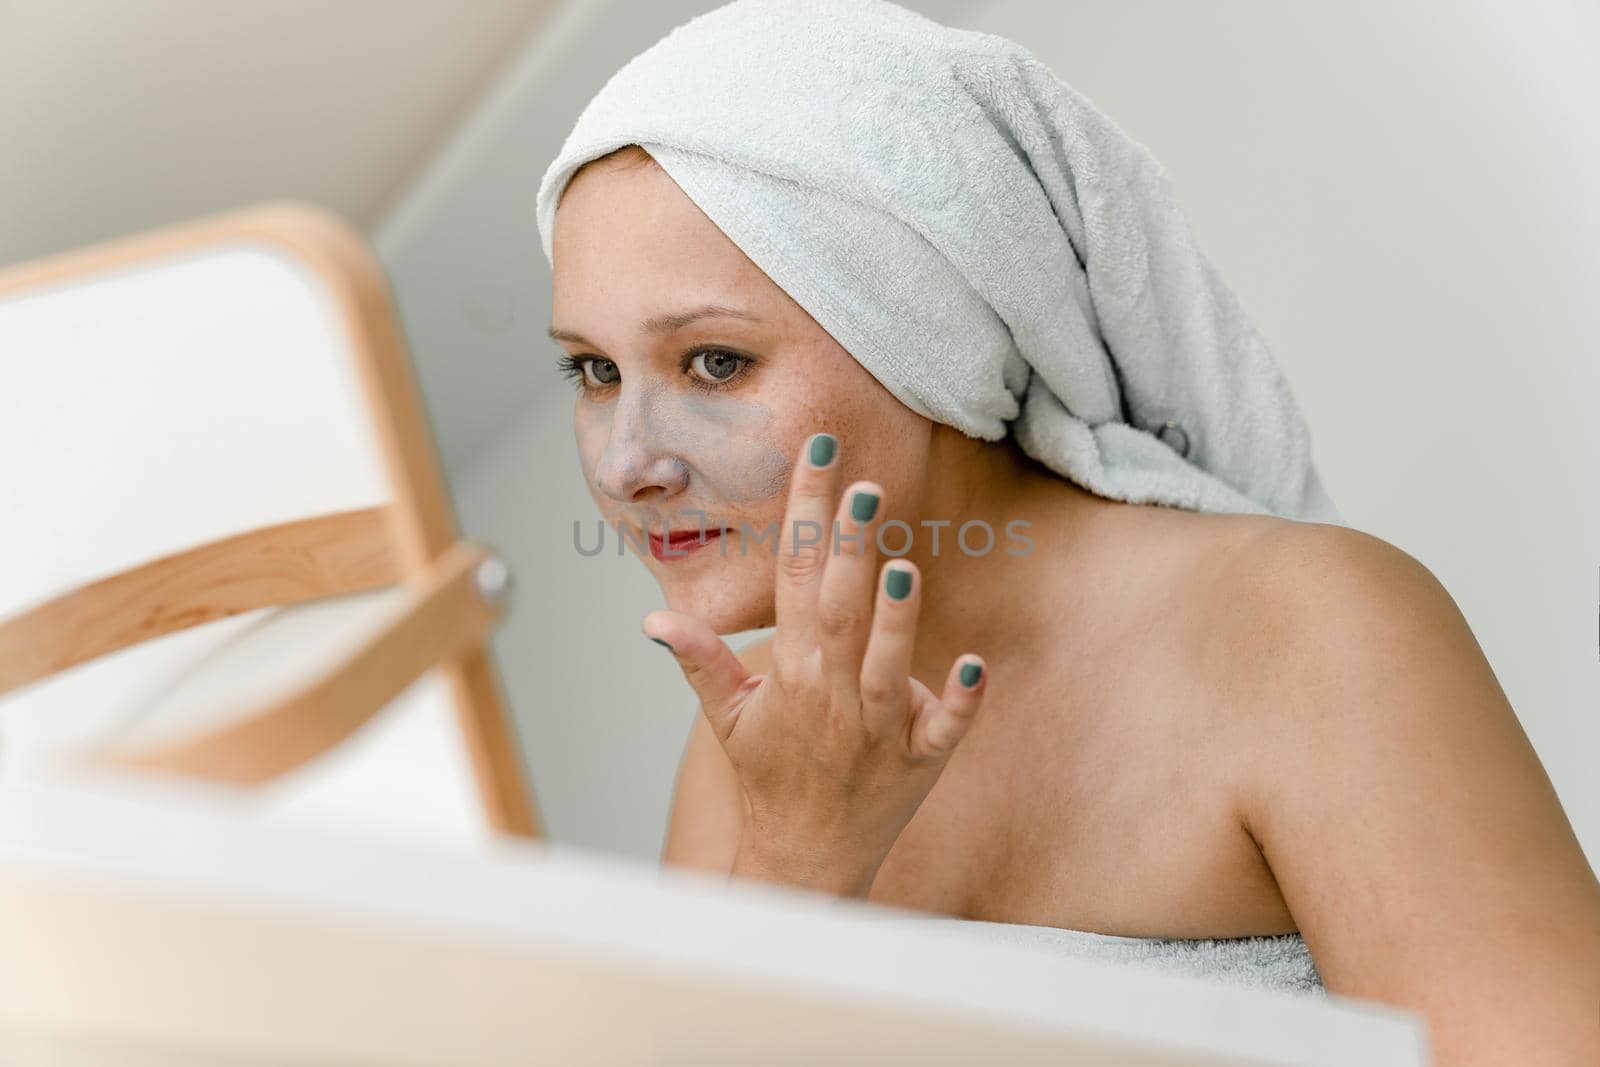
[555,347,753,395]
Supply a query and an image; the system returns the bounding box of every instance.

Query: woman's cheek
[573,402,610,493]
[668,391,791,504]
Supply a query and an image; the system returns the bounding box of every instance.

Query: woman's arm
[1225,524,1600,1066]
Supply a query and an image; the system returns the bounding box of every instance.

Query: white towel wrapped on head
[536,0,1344,524]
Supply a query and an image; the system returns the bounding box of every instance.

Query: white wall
[379,0,1600,865]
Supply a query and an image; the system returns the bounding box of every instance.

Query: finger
[772,431,840,668]
[642,609,754,744]
[910,655,987,759]
[815,479,884,699]
[857,560,920,739]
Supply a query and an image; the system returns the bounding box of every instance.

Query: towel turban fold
[536,0,1344,524]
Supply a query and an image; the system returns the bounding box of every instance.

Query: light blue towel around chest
[878,916,1325,996]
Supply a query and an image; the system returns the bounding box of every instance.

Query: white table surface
[0,773,1428,1066]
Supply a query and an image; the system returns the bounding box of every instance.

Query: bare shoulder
[1205,516,1505,727]
[659,635,770,873]
[1206,517,1600,1060]
[1202,515,1518,795]
[1209,517,1459,670]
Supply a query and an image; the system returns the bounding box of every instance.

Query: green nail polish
[960,662,983,688]
[649,636,674,652]
[850,490,879,522]
[809,433,836,467]
[885,566,912,601]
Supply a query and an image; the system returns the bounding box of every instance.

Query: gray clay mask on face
[575,373,790,517]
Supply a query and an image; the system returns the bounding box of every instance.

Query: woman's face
[549,152,934,634]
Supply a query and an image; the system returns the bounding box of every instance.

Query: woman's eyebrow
[547,304,762,347]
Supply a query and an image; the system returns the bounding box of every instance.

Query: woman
[537,2,1600,1062]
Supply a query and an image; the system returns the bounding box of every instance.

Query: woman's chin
[659,582,768,636]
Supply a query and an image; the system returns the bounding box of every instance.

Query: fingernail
[850,490,879,522]
[809,433,837,468]
[960,662,983,688]
[649,636,674,652]
[885,566,913,601]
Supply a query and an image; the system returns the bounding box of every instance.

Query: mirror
[0,204,538,848]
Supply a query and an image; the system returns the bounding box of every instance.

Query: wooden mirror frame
[0,202,542,839]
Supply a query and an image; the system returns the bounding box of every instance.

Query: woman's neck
[897,425,1124,696]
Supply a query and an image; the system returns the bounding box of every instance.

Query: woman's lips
[647,527,725,562]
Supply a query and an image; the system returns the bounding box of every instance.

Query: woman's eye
[585,358,620,386]
[690,348,746,384]
[558,349,749,395]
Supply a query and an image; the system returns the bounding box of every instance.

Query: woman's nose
[591,389,689,503]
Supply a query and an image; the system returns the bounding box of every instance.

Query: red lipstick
[647,526,725,562]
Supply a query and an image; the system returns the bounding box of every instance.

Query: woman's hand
[642,432,989,898]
